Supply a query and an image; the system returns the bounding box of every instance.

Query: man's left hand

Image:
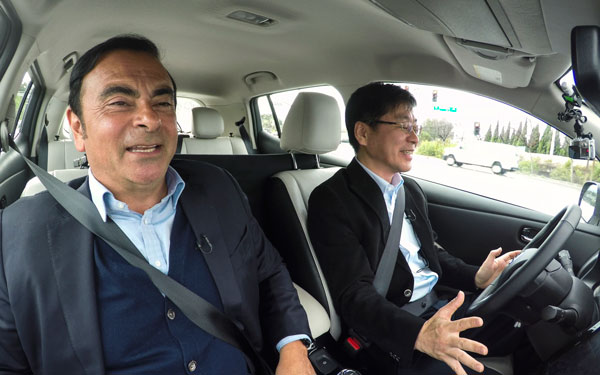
[474,248,521,289]
[275,340,316,375]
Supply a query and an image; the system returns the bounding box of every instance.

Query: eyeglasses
[373,120,422,135]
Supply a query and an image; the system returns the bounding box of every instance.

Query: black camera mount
[558,84,590,139]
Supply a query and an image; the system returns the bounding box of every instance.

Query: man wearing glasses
[307,82,519,375]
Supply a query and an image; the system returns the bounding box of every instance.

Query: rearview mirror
[571,26,600,116]
[579,181,600,224]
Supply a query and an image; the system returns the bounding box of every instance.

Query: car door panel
[415,177,600,273]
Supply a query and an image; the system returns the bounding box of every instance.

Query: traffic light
[474,122,480,136]
[432,90,438,102]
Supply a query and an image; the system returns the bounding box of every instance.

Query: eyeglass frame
[371,120,422,136]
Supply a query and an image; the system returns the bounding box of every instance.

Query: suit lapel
[46,179,104,374]
[403,181,441,274]
[179,184,243,318]
[346,159,390,236]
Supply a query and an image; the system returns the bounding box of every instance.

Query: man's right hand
[414,291,488,375]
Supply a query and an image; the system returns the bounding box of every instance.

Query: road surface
[407,155,583,216]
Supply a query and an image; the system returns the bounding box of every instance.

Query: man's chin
[127,164,170,184]
[399,163,412,173]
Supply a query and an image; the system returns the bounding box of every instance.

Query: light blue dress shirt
[87,167,308,351]
[356,159,439,301]
[88,166,185,274]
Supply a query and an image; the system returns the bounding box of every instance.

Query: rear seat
[266,92,344,339]
[20,168,88,197]
[22,135,86,198]
[47,139,85,171]
[181,107,248,155]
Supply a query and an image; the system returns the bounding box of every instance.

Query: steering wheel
[467,204,581,317]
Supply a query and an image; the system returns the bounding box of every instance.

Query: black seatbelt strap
[176,134,184,153]
[8,138,272,375]
[372,185,405,297]
[235,117,254,154]
[37,115,49,170]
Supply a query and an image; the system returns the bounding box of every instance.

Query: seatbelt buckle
[343,328,371,358]
[343,337,363,357]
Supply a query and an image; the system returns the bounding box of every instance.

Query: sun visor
[369,0,553,55]
[444,36,537,88]
[370,0,514,47]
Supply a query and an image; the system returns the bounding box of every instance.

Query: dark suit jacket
[0,161,309,375]
[307,158,477,365]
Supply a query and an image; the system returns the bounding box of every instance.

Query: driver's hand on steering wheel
[474,248,522,289]
[414,291,488,374]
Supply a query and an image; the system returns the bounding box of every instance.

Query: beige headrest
[192,107,224,139]
[280,92,341,154]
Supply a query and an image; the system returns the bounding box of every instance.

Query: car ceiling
[6,0,600,136]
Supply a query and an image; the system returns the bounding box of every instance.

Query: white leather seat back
[47,140,85,171]
[274,168,341,338]
[293,283,331,338]
[272,91,343,339]
[21,168,88,197]
[181,107,248,154]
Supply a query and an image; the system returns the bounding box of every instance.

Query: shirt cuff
[276,334,312,352]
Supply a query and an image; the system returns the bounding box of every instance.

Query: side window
[395,82,590,215]
[254,85,353,158]
[13,72,34,139]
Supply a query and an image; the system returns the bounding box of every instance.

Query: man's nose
[408,129,419,144]
[134,101,162,130]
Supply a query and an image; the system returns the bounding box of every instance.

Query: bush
[521,157,599,184]
[549,159,572,181]
[416,140,450,159]
[592,163,600,182]
[518,157,541,174]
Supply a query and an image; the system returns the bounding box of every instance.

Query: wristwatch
[300,338,316,353]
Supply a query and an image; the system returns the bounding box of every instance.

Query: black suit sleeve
[0,210,31,374]
[308,183,425,365]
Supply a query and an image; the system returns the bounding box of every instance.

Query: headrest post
[289,152,298,170]
[315,154,321,168]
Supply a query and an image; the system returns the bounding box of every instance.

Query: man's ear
[66,107,86,152]
[354,121,369,147]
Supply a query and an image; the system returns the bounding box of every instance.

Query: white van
[443,141,520,174]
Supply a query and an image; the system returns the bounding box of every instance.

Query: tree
[537,126,552,154]
[553,132,562,155]
[518,122,528,147]
[421,118,454,142]
[484,125,492,142]
[556,137,569,156]
[512,122,523,145]
[492,121,500,143]
[501,122,511,144]
[528,124,540,153]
